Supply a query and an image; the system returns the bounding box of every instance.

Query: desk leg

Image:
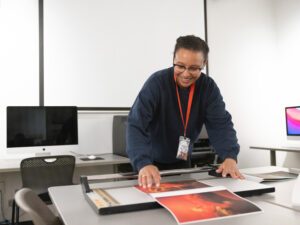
[270,150,276,166]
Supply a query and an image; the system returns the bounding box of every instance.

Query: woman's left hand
[216,158,245,179]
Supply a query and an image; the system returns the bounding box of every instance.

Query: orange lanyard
[174,74,195,137]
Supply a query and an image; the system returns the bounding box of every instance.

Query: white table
[0,153,130,173]
[250,146,300,166]
[0,153,130,220]
[49,168,300,225]
[241,166,300,212]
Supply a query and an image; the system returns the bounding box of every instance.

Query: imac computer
[286,106,300,136]
[6,106,78,157]
[284,106,300,148]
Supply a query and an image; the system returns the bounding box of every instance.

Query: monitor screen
[286,106,300,136]
[7,106,78,147]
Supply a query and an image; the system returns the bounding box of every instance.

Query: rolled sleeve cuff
[218,151,238,163]
[136,159,153,172]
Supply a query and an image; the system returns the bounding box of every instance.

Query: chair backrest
[21,155,75,193]
[15,188,62,225]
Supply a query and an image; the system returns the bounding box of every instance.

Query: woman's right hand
[138,165,161,188]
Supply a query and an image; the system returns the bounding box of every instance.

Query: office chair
[11,155,75,225]
[112,115,133,173]
[14,188,62,225]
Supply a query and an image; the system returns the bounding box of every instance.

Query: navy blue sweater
[126,67,239,171]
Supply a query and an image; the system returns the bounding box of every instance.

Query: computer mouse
[88,155,96,160]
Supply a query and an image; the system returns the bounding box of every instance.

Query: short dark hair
[173,35,209,60]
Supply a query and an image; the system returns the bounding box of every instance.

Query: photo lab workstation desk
[250,146,300,166]
[0,153,130,220]
[49,166,300,225]
[0,153,130,173]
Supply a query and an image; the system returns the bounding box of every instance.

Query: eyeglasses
[173,63,202,75]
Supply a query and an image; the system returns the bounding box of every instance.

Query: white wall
[1,0,300,166]
[43,0,205,107]
[77,110,128,155]
[273,0,300,166]
[0,0,205,157]
[0,0,39,157]
[207,0,300,168]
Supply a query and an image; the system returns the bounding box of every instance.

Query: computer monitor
[285,106,300,136]
[7,106,78,151]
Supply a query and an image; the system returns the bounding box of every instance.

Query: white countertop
[0,153,130,173]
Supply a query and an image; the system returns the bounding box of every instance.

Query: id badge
[176,136,190,161]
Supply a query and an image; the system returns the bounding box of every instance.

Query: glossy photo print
[135,180,210,193]
[151,187,262,224]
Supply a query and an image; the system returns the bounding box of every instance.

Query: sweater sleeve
[126,77,160,171]
[204,79,240,161]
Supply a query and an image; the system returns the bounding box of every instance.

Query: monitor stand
[35,152,51,157]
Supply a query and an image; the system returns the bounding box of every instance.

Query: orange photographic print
[153,187,262,224]
[135,180,210,194]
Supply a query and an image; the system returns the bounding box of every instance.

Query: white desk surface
[49,167,300,225]
[250,146,300,152]
[0,153,130,173]
[241,166,299,212]
[240,166,290,175]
